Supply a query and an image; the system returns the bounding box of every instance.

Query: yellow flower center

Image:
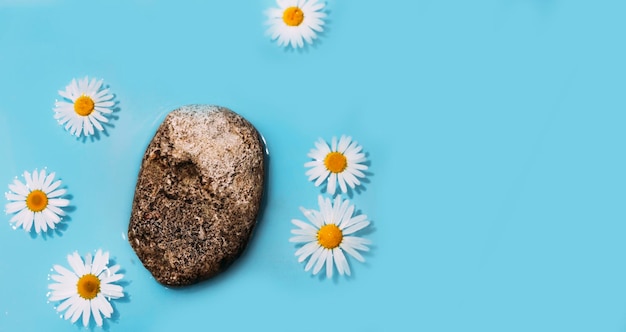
[317,224,343,249]
[324,152,348,173]
[74,95,95,116]
[282,6,304,26]
[77,274,101,300]
[26,190,48,212]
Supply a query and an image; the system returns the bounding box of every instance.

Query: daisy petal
[5,200,26,214]
[334,249,350,276]
[327,173,337,195]
[313,249,329,275]
[9,180,29,196]
[325,250,334,278]
[304,246,324,272]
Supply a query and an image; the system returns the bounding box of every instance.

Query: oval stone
[128,105,265,286]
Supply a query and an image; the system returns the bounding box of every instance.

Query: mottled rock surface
[128,105,265,286]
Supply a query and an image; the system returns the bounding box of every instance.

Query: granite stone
[128,105,265,287]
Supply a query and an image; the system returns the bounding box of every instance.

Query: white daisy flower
[265,0,327,48]
[290,195,372,278]
[305,135,368,195]
[4,169,70,233]
[53,76,115,137]
[48,250,125,327]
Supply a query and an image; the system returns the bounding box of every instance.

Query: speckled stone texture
[128,105,265,287]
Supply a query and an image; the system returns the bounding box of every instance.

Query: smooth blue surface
[1,0,626,331]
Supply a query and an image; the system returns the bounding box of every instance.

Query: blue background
[1,0,625,331]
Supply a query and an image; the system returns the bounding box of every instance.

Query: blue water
[1,0,626,331]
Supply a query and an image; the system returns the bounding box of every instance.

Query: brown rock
[128,105,265,286]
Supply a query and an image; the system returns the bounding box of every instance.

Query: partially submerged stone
[128,105,265,286]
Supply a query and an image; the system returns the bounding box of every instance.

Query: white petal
[46,189,66,198]
[91,298,104,327]
[342,220,370,235]
[300,207,323,228]
[81,300,91,327]
[334,198,351,228]
[343,236,372,251]
[58,295,79,315]
[342,169,362,188]
[341,245,365,262]
[46,204,66,216]
[83,116,94,136]
[49,198,70,207]
[344,142,364,157]
[310,167,330,185]
[42,209,60,229]
[291,219,318,234]
[94,293,114,318]
[99,272,124,284]
[19,210,35,232]
[334,249,350,276]
[53,264,77,278]
[63,297,85,323]
[313,249,329,275]
[58,89,73,101]
[100,283,124,298]
[50,272,77,286]
[31,169,40,188]
[69,299,85,323]
[337,135,352,153]
[95,100,115,108]
[342,213,367,230]
[304,246,324,272]
[339,205,356,229]
[42,172,56,190]
[330,136,338,151]
[345,167,365,181]
[46,180,62,193]
[314,139,331,155]
[67,252,87,276]
[34,212,45,233]
[295,241,321,262]
[48,288,76,302]
[9,180,28,196]
[289,235,316,243]
[23,171,33,188]
[84,253,93,271]
[91,250,108,275]
[105,264,121,275]
[304,160,321,168]
[68,78,80,97]
[327,173,337,195]
[89,114,104,131]
[325,250,334,278]
[93,88,112,101]
[337,173,348,194]
[5,200,26,214]
[94,106,113,114]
